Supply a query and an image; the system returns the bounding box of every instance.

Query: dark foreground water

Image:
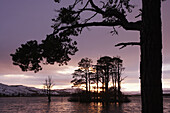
[0,96,170,113]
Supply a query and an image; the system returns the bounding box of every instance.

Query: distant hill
[0,83,76,97]
[0,83,170,97]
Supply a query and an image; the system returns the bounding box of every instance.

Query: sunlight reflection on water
[0,96,170,113]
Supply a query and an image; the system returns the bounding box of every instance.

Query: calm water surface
[0,96,170,113]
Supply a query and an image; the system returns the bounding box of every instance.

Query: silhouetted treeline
[70,56,128,103]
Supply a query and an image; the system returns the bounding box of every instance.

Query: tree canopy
[11,34,78,72]
[11,0,141,72]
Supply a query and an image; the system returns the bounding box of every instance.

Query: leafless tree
[44,76,55,102]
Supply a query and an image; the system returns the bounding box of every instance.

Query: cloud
[121,83,140,92]
[31,84,72,90]
[56,66,78,75]
[162,79,170,89]
[0,74,37,86]
[3,74,32,78]
[162,64,170,72]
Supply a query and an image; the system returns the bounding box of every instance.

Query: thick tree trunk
[141,0,163,112]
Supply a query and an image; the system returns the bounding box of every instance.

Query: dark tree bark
[140,0,163,112]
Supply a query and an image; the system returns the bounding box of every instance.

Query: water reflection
[70,101,124,113]
[46,102,51,113]
[0,96,169,113]
[100,102,123,113]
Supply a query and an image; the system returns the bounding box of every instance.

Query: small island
[68,56,130,103]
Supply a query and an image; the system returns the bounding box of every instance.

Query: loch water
[0,96,170,113]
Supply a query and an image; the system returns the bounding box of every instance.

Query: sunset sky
[0,0,170,92]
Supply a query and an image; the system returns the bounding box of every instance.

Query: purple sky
[0,0,170,92]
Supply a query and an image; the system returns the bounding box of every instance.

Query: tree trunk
[102,76,105,92]
[105,66,109,92]
[112,74,114,89]
[117,62,121,102]
[48,89,51,103]
[140,0,163,112]
[96,66,99,100]
[86,71,88,93]
[89,73,90,92]
[48,95,51,103]
[114,73,117,102]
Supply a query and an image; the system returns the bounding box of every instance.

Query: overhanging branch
[53,20,141,34]
[53,0,142,34]
[53,21,122,34]
[115,42,140,49]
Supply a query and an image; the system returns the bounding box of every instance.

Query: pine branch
[115,42,140,49]
[53,20,141,34]
[53,0,142,34]
[53,21,121,34]
[89,0,104,14]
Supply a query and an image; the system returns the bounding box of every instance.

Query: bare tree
[44,76,55,102]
